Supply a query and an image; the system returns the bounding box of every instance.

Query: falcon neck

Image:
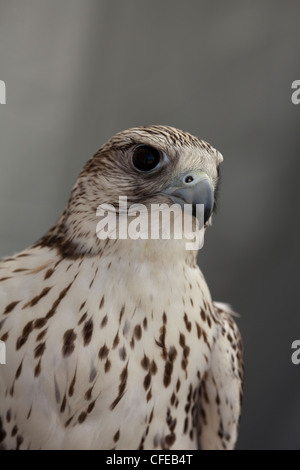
[35,214,199,267]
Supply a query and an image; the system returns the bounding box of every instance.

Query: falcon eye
[132,145,162,172]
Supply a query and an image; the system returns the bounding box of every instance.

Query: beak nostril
[184,175,194,184]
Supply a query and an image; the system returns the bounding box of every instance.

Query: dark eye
[132,145,162,172]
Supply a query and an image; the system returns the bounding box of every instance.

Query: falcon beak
[162,171,214,224]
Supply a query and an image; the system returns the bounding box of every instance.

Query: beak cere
[163,172,214,225]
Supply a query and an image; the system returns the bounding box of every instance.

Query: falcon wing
[196,302,244,450]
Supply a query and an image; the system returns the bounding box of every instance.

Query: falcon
[0,125,243,450]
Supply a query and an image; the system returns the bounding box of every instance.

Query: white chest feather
[0,243,219,450]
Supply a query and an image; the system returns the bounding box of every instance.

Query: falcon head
[39,126,223,257]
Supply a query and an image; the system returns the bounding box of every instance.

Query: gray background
[0,0,299,450]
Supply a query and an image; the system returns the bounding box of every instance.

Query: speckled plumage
[0,126,243,450]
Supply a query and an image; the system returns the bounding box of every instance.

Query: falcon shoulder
[197,302,244,450]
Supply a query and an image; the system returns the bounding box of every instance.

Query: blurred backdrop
[0,0,300,449]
